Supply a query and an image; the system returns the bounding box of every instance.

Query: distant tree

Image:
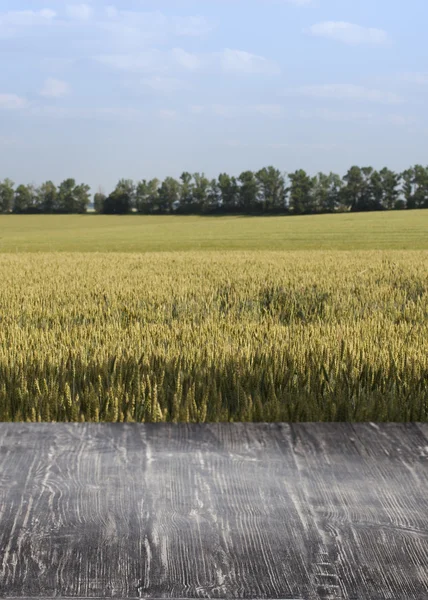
[103,193,128,214]
[94,192,106,214]
[179,172,194,212]
[218,173,239,211]
[342,166,362,211]
[369,170,385,211]
[238,171,259,212]
[401,165,428,209]
[57,179,77,213]
[342,166,379,211]
[116,179,135,208]
[379,168,401,210]
[312,173,328,214]
[3,163,428,217]
[288,170,315,214]
[0,178,15,213]
[103,179,135,215]
[13,184,35,213]
[312,172,341,213]
[56,179,90,213]
[135,179,160,214]
[193,172,210,213]
[158,177,180,213]
[256,167,286,212]
[207,178,220,212]
[74,184,91,213]
[413,165,428,208]
[402,168,415,209]
[37,181,58,213]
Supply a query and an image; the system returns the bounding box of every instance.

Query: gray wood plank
[0,424,427,600]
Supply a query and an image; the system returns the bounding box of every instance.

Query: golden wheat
[0,251,427,422]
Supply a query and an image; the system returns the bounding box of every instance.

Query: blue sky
[1,0,427,193]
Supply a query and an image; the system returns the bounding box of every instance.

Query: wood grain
[0,424,427,600]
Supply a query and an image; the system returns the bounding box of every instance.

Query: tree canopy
[1,164,428,215]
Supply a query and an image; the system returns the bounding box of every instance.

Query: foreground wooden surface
[0,424,427,600]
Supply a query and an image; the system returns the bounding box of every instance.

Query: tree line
[1,165,428,215]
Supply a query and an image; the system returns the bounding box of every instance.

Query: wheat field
[1,250,427,422]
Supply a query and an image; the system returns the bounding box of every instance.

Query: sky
[1,0,428,193]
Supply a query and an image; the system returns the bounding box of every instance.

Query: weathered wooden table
[0,423,427,600]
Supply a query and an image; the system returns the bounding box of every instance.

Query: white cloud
[171,48,201,70]
[95,48,201,75]
[98,9,213,49]
[41,57,76,72]
[399,72,428,85]
[96,47,278,78]
[40,78,70,98]
[0,9,56,37]
[192,104,284,118]
[158,109,177,119]
[190,105,204,114]
[220,48,280,75]
[299,108,375,122]
[173,15,213,37]
[66,4,93,21]
[287,84,402,104]
[254,104,284,117]
[0,135,24,148]
[28,105,147,121]
[308,21,388,45]
[298,108,415,126]
[0,93,27,109]
[95,51,166,73]
[142,76,184,93]
[386,114,417,126]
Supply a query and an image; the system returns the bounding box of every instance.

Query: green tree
[0,178,15,213]
[379,168,401,210]
[413,165,428,208]
[288,170,315,214]
[256,167,286,212]
[116,179,135,208]
[238,171,259,212]
[37,181,58,213]
[13,184,34,213]
[218,173,238,212]
[135,179,160,214]
[94,192,106,214]
[402,168,415,209]
[57,179,77,213]
[179,172,194,212]
[369,170,385,211]
[342,166,378,211]
[312,172,343,213]
[312,173,328,213]
[74,184,91,213]
[158,177,180,213]
[193,172,210,213]
[57,179,90,213]
[207,179,220,212]
[103,179,135,215]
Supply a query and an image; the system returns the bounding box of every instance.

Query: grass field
[1,210,428,252]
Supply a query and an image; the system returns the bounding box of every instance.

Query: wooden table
[1,423,427,600]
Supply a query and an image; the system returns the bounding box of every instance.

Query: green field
[0,212,427,423]
[1,210,428,252]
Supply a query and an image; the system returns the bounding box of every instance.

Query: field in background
[0,251,427,423]
[1,210,428,252]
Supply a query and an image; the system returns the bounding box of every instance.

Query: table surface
[0,423,427,600]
